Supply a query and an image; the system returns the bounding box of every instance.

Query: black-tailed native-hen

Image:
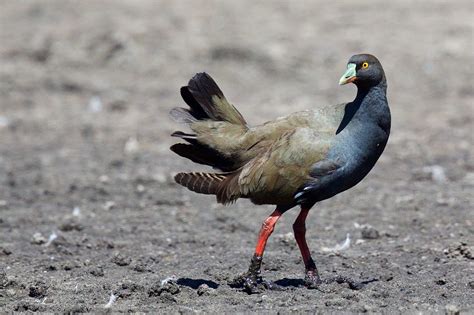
[169,54,390,293]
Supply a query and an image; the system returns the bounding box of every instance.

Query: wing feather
[234,128,334,205]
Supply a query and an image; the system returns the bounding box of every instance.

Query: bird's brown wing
[217,127,335,205]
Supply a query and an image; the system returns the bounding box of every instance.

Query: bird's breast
[322,120,389,196]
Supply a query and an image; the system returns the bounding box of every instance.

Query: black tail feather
[171,131,198,144]
[187,73,225,121]
[180,86,208,120]
[170,72,247,172]
[170,143,235,171]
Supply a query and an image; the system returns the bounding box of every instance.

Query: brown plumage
[170,73,342,206]
[174,172,226,196]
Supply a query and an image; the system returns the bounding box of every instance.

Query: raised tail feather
[170,72,248,172]
[171,73,248,201]
[170,72,247,125]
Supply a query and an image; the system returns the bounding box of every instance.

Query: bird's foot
[229,254,283,294]
[230,272,281,294]
[230,271,261,294]
[304,269,322,289]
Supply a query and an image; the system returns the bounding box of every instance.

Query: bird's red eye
[362,62,369,69]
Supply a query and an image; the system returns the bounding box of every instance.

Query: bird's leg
[235,208,283,293]
[293,207,321,288]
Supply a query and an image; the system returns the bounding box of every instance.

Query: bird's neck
[354,80,387,105]
[336,81,389,134]
[353,81,388,118]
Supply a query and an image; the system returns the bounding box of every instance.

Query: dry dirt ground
[1,0,473,313]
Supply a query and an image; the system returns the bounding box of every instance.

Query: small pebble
[435,279,447,285]
[136,184,146,193]
[278,232,295,245]
[111,253,131,266]
[103,201,115,211]
[197,284,216,296]
[154,173,168,184]
[62,261,79,271]
[148,279,180,297]
[72,206,81,217]
[1,247,12,256]
[361,226,380,239]
[59,220,83,232]
[88,96,103,113]
[423,165,447,183]
[32,233,46,245]
[0,270,8,289]
[90,266,105,277]
[124,137,139,154]
[99,175,109,183]
[445,304,460,315]
[29,281,48,298]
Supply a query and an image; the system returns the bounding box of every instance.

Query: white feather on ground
[44,232,58,247]
[104,292,117,309]
[321,233,351,252]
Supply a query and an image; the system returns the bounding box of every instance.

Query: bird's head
[339,54,386,88]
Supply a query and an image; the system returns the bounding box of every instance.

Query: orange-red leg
[293,207,320,287]
[254,208,283,257]
[238,208,283,293]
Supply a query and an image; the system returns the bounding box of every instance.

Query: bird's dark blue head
[339,54,386,89]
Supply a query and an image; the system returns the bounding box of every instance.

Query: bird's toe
[230,272,260,294]
[231,272,282,294]
[304,270,322,289]
[243,276,261,294]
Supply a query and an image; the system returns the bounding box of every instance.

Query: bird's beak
[339,63,357,85]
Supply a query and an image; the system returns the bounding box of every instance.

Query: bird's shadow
[273,278,305,288]
[176,277,219,289]
[176,276,377,291]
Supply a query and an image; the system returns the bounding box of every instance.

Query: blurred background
[1,0,472,312]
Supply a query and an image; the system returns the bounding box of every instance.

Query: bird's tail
[169,72,247,126]
[174,171,241,204]
[170,73,247,202]
[169,73,248,172]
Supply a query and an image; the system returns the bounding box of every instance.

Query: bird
[169,54,391,293]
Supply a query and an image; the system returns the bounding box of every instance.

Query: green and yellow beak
[339,63,357,85]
